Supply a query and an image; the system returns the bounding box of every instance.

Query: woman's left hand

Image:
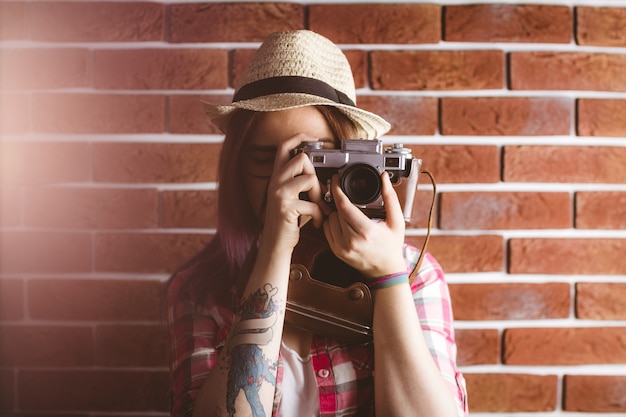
[322,171,407,279]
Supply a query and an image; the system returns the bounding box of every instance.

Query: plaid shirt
[166,248,468,417]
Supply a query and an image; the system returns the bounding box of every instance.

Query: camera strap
[409,169,436,284]
[282,169,438,343]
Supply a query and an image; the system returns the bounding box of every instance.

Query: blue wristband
[367,272,409,291]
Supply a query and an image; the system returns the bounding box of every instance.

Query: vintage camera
[292,139,421,220]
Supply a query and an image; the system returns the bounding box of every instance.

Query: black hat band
[233,76,356,107]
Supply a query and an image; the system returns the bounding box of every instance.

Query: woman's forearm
[372,283,459,417]
[193,243,292,417]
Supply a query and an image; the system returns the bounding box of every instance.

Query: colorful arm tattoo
[226,283,279,417]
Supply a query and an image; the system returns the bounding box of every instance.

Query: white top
[279,342,320,417]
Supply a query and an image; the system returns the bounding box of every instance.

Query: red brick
[168,95,231,134]
[0,279,23,321]
[0,141,90,185]
[0,325,93,367]
[445,4,572,43]
[0,370,14,410]
[32,94,166,134]
[510,52,626,91]
[231,48,258,88]
[2,411,91,417]
[358,96,438,136]
[509,238,626,275]
[18,370,169,411]
[345,51,368,90]
[310,4,440,44]
[450,283,570,320]
[455,329,500,365]
[578,99,626,136]
[95,325,167,367]
[576,191,626,229]
[465,373,557,412]
[169,3,303,43]
[24,187,158,230]
[28,279,162,321]
[0,411,84,417]
[1,231,92,273]
[439,192,572,230]
[0,2,28,40]
[4,413,90,417]
[0,48,89,90]
[95,233,210,273]
[30,1,164,42]
[408,235,504,273]
[93,143,221,183]
[577,7,626,46]
[0,93,29,134]
[503,145,626,183]
[408,145,500,184]
[371,50,503,90]
[160,190,218,229]
[564,375,626,412]
[94,49,228,90]
[441,97,571,136]
[0,186,21,227]
[576,283,626,320]
[505,327,626,365]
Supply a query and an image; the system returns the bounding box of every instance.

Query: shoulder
[166,263,197,304]
[165,264,200,324]
[166,262,234,342]
[166,262,214,321]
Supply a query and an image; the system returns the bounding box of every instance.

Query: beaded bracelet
[367,271,409,291]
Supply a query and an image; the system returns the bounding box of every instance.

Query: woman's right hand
[260,134,327,252]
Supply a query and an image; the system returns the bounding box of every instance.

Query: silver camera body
[292,139,420,219]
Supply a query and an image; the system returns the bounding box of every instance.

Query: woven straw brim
[203,93,391,140]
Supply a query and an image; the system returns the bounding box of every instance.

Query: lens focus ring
[340,164,382,205]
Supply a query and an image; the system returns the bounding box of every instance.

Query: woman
[166,30,468,417]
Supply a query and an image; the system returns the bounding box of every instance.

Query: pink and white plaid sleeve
[166,268,232,417]
[408,250,469,417]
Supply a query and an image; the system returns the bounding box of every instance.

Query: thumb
[381,171,405,231]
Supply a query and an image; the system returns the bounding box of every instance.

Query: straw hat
[203,30,391,139]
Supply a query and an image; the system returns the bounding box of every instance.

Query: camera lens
[341,164,382,205]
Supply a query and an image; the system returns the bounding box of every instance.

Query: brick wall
[1,1,625,415]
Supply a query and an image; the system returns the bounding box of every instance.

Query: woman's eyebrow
[248,145,278,152]
[248,139,334,152]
